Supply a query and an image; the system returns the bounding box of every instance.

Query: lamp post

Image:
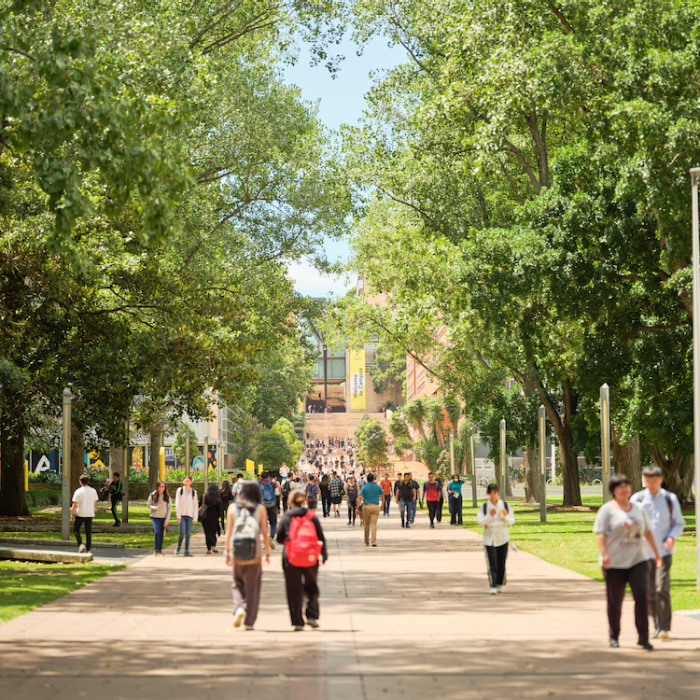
[538,406,547,523]
[204,435,209,490]
[500,419,507,495]
[61,388,72,541]
[449,433,455,476]
[122,421,129,524]
[690,166,700,592]
[185,432,190,479]
[600,384,611,504]
[470,434,477,507]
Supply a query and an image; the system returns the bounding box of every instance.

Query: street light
[690,166,700,592]
[600,384,611,504]
[538,405,547,523]
[500,419,507,495]
[61,388,72,541]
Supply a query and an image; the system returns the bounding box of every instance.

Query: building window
[416,382,425,393]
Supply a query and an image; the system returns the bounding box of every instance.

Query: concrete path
[1,510,699,699]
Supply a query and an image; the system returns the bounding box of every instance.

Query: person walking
[320,474,331,517]
[259,472,279,549]
[476,483,515,595]
[594,473,663,649]
[379,475,392,516]
[175,476,198,556]
[358,474,383,547]
[281,474,293,512]
[147,481,171,555]
[70,475,99,554]
[396,473,417,528]
[447,474,464,525]
[346,476,359,526]
[422,472,441,528]
[630,465,686,639]
[276,489,327,631]
[200,483,223,554]
[329,472,344,518]
[107,472,123,527]
[220,480,234,532]
[305,474,320,511]
[224,480,270,631]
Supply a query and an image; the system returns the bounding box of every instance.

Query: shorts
[331,496,342,505]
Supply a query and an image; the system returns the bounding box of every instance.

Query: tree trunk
[651,445,694,503]
[70,422,84,495]
[612,431,642,494]
[523,446,539,504]
[0,428,29,516]
[149,430,161,491]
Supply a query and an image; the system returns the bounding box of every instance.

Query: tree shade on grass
[0,531,181,550]
[458,496,699,612]
[0,562,125,624]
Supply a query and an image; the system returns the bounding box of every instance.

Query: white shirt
[630,488,685,559]
[72,485,99,518]
[280,465,290,478]
[476,498,515,547]
[175,486,199,521]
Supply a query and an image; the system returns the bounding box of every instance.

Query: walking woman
[175,476,198,556]
[476,483,515,594]
[593,474,663,649]
[147,481,171,555]
[200,483,223,554]
[224,481,270,630]
[320,474,331,517]
[220,480,233,532]
[346,476,359,526]
[276,489,327,631]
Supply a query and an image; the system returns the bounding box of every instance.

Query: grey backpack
[232,506,260,561]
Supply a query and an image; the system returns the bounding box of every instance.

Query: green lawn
[30,502,155,523]
[0,530,182,549]
[0,561,125,624]
[457,495,699,611]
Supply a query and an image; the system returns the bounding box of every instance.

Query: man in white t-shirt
[71,475,99,553]
[279,463,290,479]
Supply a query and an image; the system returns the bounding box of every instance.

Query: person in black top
[220,480,233,532]
[320,475,331,518]
[276,490,328,631]
[396,474,417,528]
[200,483,223,554]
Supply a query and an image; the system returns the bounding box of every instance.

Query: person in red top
[379,476,393,516]
[422,472,442,528]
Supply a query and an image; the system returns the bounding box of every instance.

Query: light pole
[500,419,507,495]
[600,384,611,504]
[691,166,700,592]
[61,388,72,541]
[204,435,209,490]
[538,406,547,523]
[470,434,477,507]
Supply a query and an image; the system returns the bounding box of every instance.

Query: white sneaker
[489,588,497,595]
[78,544,87,553]
[497,586,504,593]
[233,608,246,628]
[659,630,670,639]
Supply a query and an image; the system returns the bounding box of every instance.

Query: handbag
[198,499,209,520]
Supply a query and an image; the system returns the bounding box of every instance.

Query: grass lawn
[0,530,182,549]
[457,494,699,611]
[29,502,155,523]
[0,561,125,624]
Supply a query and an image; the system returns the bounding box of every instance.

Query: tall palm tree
[425,395,447,446]
[443,394,461,433]
[404,398,427,440]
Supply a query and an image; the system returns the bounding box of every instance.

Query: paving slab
[0,546,93,564]
[0,510,698,700]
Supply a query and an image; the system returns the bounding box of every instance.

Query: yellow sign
[246,459,254,474]
[349,349,367,410]
[258,464,263,475]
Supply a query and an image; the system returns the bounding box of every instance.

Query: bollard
[538,406,547,523]
[61,388,72,541]
[600,384,611,503]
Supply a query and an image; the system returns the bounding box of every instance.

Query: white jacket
[476,498,515,547]
[175,486,198,522]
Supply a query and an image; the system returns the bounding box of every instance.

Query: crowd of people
[68,458,686,648]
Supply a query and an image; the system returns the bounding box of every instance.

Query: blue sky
[284,36,404,298]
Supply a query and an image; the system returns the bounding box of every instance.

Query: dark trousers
[449,495,463,524]
[232,561,262,627]
[283,561,320,626]
[383,494,391,515]
[203,519,218,551]
[436,496,444,522]
[151,517,165,551]
[485,543,508,587]
[266,505,277,539]
[427,500,440,524]
[74,516,93,551]
[221,501,231,530]
[649,555,673,632]
[603,560,650,642]
[110,496,120,524]
[348,499,357,524]
[322,494,331,517]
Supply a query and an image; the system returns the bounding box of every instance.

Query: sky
[283,35,403,298]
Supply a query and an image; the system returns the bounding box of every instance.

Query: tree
[255,431,292,471]
[354,414,389,471]
[271,417,303,466]
[173,426,198,468]
[367,344,406,404]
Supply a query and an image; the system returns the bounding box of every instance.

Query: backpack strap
[664,490,674,526]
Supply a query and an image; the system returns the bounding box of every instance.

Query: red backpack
[285,511,323,567]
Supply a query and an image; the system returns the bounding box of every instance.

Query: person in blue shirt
[630,465,686,639]
[447,474,463,525]
[358,474,384,547]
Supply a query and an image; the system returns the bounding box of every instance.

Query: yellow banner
[246,459,254,474]
[258,464,263,475]
[349,349,367,410]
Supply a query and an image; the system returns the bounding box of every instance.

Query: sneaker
[430,523,434,528]
[406,523,410,529]
[637,640,654,651]
[233,608,246,628]
[348,522,352,526]
[175,548,181,555]
[293,625,304,632]
[307,619,320,628]
[609,638,619,648]
[185,551,193,557]
[371,543,377,547]
[245,625,254,631]
[489,588,497,595]
[497,586,504,593]
[269,541,276,550]
[651,628,661,639]
[364,542,369,547]
[658,630,670,639]
[401,521,405,528]
[112,522,120,528]
[78,544,87,553]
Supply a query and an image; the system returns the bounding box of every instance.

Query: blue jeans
[151,517,166,551]
[400,500,411,523]
[266,505,277,539]
[383,494,391,515]
[449,495,463,525]
[178,515,193,552]
[409,500,417,523]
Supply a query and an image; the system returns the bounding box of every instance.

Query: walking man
[631,465,686,639]
[71,475,99,553]
[379,475,392,516]
[329,471,344,518]
[260,472,280,547]
[422,472,441,528]
[447,474,464,525]
[407,472,420,525]
[396,473,417,528]
[358,474,383,546]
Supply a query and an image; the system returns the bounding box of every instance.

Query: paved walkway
[1,510,699,699]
